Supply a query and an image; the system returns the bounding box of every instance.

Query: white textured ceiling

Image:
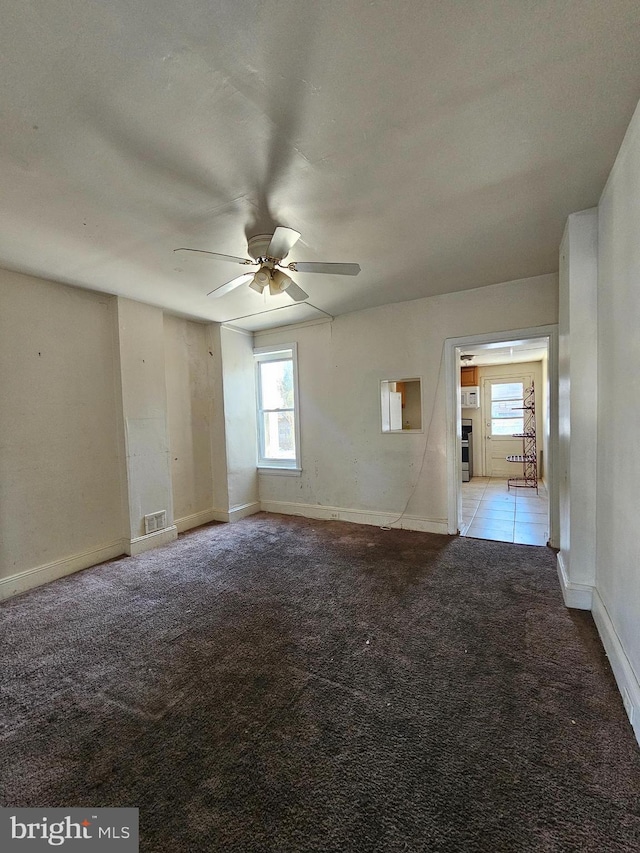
[460,338,548,366]
[1,1,639,331]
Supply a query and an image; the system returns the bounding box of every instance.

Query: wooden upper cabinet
[461,366,478,386]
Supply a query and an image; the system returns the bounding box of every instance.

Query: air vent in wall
[144,511,167,535]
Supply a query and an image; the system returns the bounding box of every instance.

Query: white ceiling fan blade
[207,273,255,297]
[267,226,301,259]
[288,262,361,276]
[175,248,255,265]
[283,280,309,302]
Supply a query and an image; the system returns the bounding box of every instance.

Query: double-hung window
[254,344,301,471]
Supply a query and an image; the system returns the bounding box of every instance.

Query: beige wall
[255,273,558,529]
[558,210,598,594]
[0,269,242,596]
[595,99,640,737]
[0,270,125,587]
[219,326,259,515]
[164,315,215,524]
[116,298,174,544]
[402,380,422,431]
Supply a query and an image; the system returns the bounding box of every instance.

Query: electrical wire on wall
[380,340,446,531]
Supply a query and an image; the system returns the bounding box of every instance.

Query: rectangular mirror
[381,378,422,432]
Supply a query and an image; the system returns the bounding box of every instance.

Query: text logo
[0,809,138,851]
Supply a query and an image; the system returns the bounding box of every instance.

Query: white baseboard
[259,500,448,534]
[127,525,178,556]
[0,541,125,601]
[176,503,260,528]
[592,589,640,746]
[556,551,594,610]
[175,508,228,533]
[228,502,261,523]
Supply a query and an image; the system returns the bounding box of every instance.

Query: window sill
[258,466,302,477]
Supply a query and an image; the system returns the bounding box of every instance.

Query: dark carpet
[1,514,639,852]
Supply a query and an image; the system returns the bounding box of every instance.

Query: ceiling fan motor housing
[247,234,276,261]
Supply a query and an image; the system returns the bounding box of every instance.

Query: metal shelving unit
[506,382,538,493]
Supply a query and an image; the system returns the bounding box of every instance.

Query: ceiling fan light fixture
[269,268,292,295]
[249,267,270,294]
[249,277,266,294]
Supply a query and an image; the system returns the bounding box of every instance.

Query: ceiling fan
[175,226,360,302]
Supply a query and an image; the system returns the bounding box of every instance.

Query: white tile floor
[461,477,549,546]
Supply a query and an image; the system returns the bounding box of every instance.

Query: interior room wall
[219,325,259,518]
[594,99,640,741]
[255,273,557,531]
[164,315,216,530]
[402,380,422,430]
[558,232,571,570]
[116,298,176,551]
[541,350,549,482]
[206,324,231,518]
[557,209,598,600]
[0,270,125,596]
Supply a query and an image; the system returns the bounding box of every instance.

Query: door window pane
[491,400,523,419]
[491,382,523,401]
[492,417,523,436]
[491,382,523,436]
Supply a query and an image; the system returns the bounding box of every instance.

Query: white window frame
[254,343,301,473]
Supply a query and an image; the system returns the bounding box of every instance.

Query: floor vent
[144,511,167,535]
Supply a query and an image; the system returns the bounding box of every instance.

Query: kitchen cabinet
[461,366,478,386]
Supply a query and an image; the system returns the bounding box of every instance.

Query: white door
[482,375,532,477]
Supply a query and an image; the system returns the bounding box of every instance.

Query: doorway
[444,327,558,547]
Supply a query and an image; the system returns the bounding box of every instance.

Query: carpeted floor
[1,513,639,852]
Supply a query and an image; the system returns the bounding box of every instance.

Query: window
[254,344,301,470]
[490,381,524,436]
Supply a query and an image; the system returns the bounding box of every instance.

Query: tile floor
[461,477,549,546]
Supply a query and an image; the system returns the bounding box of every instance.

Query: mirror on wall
[380,378,423,432]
